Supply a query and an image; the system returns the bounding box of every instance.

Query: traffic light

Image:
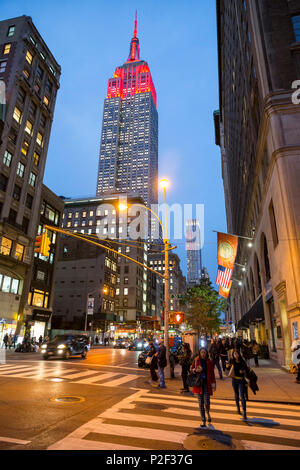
[34,232,51,256]
[34,235,42,253]
[42,232,51,256]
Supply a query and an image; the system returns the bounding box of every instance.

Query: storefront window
[0,237,12,256]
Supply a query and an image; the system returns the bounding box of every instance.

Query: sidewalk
[164,359,300,404]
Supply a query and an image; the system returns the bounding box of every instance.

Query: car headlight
[137,343,142,347]
[41,345,47,349]
[122,342,125,345]
[113,342,116,346]
[57,344,66,349]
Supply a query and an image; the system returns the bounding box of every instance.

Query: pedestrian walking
[291,337,300,384]
[219,338,228,372]
[209,338,223,379]
[242,339,252,366]
[156,338,167,389]
[191,348,216,427]
[251,340,260,367]
[229,349,249,420]
[169,348,175,379]
[227,337,234,362]
[180,342,192,393]
[12,334,17,349]
[38,335,43,346]
[3,333,8,349]
[8,334,13,349]
[147,341,158,385]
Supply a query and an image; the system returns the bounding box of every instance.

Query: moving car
[128,338,149,351]
[113,338,128,349]
[41,335,89,360]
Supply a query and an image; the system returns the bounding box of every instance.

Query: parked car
[128,339,149,351]
[41,335,89,360]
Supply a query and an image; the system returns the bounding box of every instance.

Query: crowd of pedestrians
[145,335,262,427]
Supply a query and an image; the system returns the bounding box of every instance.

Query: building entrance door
[279,299,291,364]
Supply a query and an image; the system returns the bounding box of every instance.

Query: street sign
[87,297,94,315]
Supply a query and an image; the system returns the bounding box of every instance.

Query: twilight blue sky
[2,0,227,284]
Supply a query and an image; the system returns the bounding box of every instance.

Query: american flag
[216,265,233,289]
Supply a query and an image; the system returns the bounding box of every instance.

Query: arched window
[250,268,256,300]
[254,254,262,294]
[262,233,271,282]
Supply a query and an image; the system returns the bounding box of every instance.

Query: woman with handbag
[190,348,216,428]
[228,349,249,420]
[147,341,158,385]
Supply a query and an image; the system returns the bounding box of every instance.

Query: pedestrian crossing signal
[34,232,51,256]
[174,313,185,324]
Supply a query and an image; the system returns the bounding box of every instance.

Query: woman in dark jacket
[180,343,192,393]
[229,349,249,420]
[147,341,158,384]
[191,348,216,427]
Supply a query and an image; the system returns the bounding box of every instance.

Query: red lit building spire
[134,10,137,38]
[127,11,140,62]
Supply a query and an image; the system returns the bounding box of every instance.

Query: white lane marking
[241,440,300,451]
[0,360,149,373]
[165,407,300,427]
[99,410,300,442]
[0,436,31,445]
[100,374,140,387]
[28,369,78,379]
[48,436,150,451]
[58,370,104,380]
[133,397,300,418]
[66,417,187,444]
[2,367,50,377]
[48,390,150,450]
[72,372,119,384]
[0,365,37,373]
[144,392,300,411]
[0,366,43,376]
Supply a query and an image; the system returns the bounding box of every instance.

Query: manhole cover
[51,396,85,403]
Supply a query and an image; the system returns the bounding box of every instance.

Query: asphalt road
[1,347,300,451]
[0,346,149,450]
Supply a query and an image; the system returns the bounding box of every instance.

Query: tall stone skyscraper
[215,0,300,366]
[186,219,202,286]
[96,14,158,208]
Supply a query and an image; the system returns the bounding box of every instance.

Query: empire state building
[96,14,158,208]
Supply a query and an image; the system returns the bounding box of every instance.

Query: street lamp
[118,177,173,375]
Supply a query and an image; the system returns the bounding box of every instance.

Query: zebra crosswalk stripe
[100,374,140,387]
[48,389,300,450]
[72,372,119,384]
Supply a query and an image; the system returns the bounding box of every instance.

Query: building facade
[0,16,60,342]
[96,16,158,209]
[186,219,202,286]
[52,193,155,330]
[25,185,64,339]
[215,0,300,365]
[148,251,186,314]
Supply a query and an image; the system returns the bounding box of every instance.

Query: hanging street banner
[87,297,94,315]
[217,232,238,269]
[219,281,232,299]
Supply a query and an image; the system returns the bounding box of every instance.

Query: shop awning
[237,295,264,329]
